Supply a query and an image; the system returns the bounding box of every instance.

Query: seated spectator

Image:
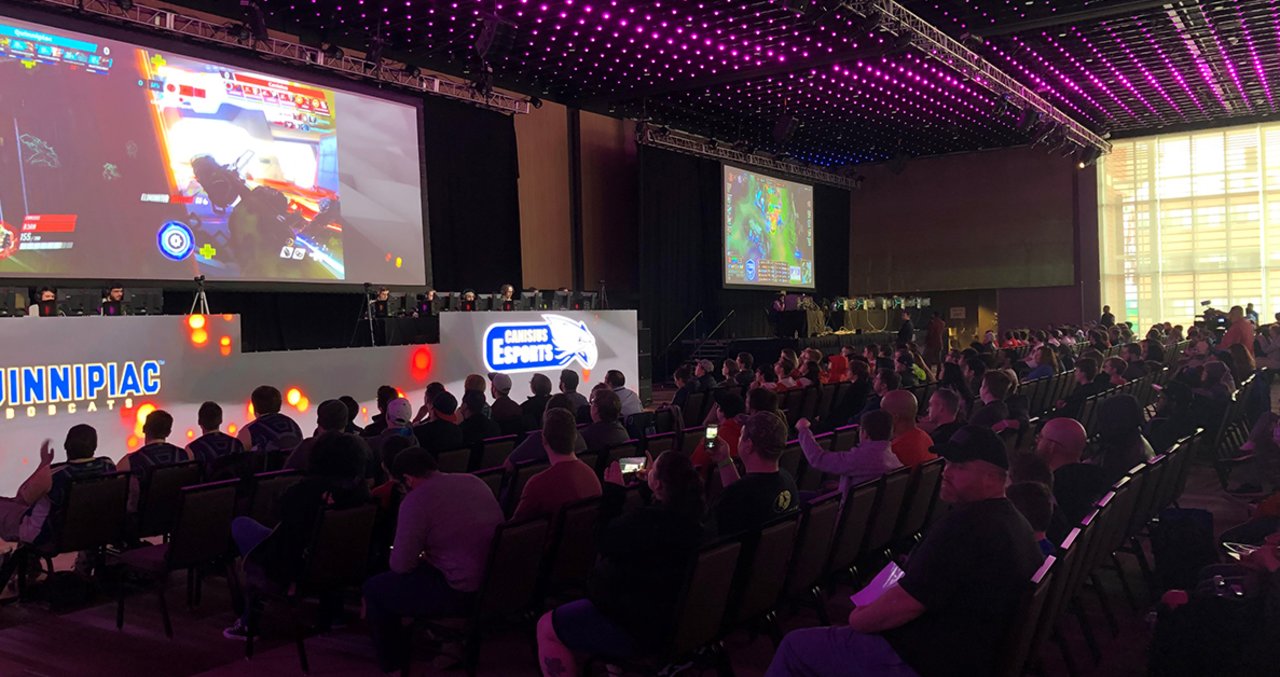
[1141,338,1165,366]
[523,373,554,430]
[1256,324,1280,370]
[1094,394,1155,483]
[367,397,418,461]
[1193,360,1235,401]
[937,361,973,403]
[1007,481,1056,556]
[798,360,822,388]
[459,390,502,446]
[413,391,464,453]
[118,411,192,512]
[187,401,245,474]
[285,399,374,476]
[671,365,698,412]
[962,356,988,398]
[754,364,780,391]
[370,436,416,512]
[796,410,901,495]
[1036,417,1109,542]
[894,354,919,388]
[489,373,525,434]
[707,411,799,536]
[1055,358,1106,419]
[921,387,965,445]
[236,386,304,454]
[1145,381,1197,454]
[338,395,364,435]
[1025,346,1059,381]
[695,359,719,391]
[689,391,746,470]
[509,395,589,467]
[969,371,1013,428]
[1120,343,1148,381]
[225,434,370,640]
[881,390,938,468]
[825,353,850,383]
[0,427,115,549]
[558,369,589,415]
[362,447,504,672]
[537,452,705,674]
[720,358,742,387]
[828,359,872,426]
[1103,357,1129,387]
[582,388,631,452]
[774,358,800,391]
[361,385,399,438]
[768,425,1042,677]
[410,382,447,426]
[463,371,491,419]
[734,352,756,389]
[606,370,643,418]
[512,409,603,520]
[746,387,785,425]
[856,369,899,419]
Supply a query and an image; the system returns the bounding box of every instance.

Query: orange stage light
[192,328,209,345]
[228,423,238,435]
[127,435,139,448]
[297,396,310,412]
[286,388,302,406]
[186,429,195,439]
[187,314,206,330]
[395,257,403,268]
[220,336,231,347]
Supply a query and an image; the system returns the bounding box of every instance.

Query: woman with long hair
[1093,394,1155,482]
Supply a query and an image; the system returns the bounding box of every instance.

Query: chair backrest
[505,462,550,516]
[206,452,259,482]
[684,391,707,423]
[475,517,552,621]
[136,461,205,538]
[298,503,378,592]
[625,412,656,440]
[783,492,843,599]
[473,466,506,501]
[597,441,640,475]
[996,555,1057,677]
[816,383,837,421]
[50,472,131,554]
[478,435,518,469]
[668,540,742,661]
[246,469,302,527]
[863,466,913,554]
[645,432,677,457]
[826,479,880,575]
[731,514,800,624]
[893,457,944,542]
[543,497,603,593]
[435,447,472,474]
[832,424,859,451]
[778,442,803,482]
[653,408,677,434]
[167,479,240,569]
[681,426,706,455]
[1032,528,1080,657]
[798,386,820,421]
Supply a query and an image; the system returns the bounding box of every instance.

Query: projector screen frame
[0,3,431,292]
[720,162,816,292]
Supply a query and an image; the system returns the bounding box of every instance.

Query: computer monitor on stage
[552,290,572,310]
[572,291,597,310]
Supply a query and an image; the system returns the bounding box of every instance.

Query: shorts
[551,599,638,658]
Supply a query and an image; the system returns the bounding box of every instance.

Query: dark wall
[638,147,851,363]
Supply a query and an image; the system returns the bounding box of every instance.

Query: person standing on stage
[897,310,915,346]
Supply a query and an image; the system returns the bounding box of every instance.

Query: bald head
[881,390,918,426]
[1037,417,1087,469]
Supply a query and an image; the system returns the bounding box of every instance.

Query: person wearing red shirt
[689,393,745,470]
[1218,305,1256,358]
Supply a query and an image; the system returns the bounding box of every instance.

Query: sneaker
[222,619,257,641]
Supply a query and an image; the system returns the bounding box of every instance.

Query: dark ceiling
[157,0,1280,166]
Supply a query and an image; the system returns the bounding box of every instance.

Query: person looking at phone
[512,408,601,520]
[689,391,745,470]
[536,452,705,677]
[707,410,798,537]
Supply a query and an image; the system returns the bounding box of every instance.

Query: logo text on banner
[483,315,599,374]
[0,361,162,418]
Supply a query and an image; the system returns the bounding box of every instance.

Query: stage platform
[0,311,636,495]
[684,331,899,370]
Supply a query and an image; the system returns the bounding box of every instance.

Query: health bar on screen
[21,214,78,233]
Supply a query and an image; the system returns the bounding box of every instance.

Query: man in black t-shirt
[1037,417,1110,543]
[708,411,798,537]
[768,425,1043,677]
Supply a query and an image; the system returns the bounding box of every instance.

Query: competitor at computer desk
[100,283,126,316]
[373,287,392,318]
[26,287,63,317]
[497,284,518,311]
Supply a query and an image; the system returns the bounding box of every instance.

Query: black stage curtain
[638,147,851,373]
[162,290,368,352]
[422,97,522,293]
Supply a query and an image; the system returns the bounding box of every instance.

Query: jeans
[766,626,920,677]
[363,565,471,672]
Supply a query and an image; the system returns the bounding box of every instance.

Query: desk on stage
[775,309,827,337]
[0,310,637,495]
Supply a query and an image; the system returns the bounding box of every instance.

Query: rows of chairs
[1002,431,1201,677]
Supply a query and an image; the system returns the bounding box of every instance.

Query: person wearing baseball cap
[768,424,1044,677]
[488,372,524,434]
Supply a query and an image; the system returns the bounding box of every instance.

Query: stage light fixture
[323,43,344,60]
[112,0,135,10]
[402,63,421,77]
[527,95,543,109]
[1076,146,1102,169]
[1015,108,1041,134]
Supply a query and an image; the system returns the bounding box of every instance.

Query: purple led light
[1238,2,1274,109]
[1070,27,1161,117]
[1200,6,1253,113]
[1133,17,1206,117]
[1039,31,1138,120]
[1100,23,1183,119]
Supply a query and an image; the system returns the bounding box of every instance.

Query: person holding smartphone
[689,391,745,471]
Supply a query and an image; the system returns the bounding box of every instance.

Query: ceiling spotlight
[402,63,421,77]
[112,0,135,10]
[887,32,915,56]
[322,43,344,60]
[858,10,884,34]
[527,95,543,109]
[1076,146,1102,169]
[232,23,253,43]
[1015,108,1041,133]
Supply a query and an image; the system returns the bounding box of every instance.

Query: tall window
[1099,121,1280,331]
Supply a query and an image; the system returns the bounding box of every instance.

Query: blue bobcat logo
[483,314,599,374]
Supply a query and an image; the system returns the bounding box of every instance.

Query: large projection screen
[722,164,815,290]
[0,13,426,285]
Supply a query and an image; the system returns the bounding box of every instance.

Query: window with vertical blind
[1098,122,1280,331]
